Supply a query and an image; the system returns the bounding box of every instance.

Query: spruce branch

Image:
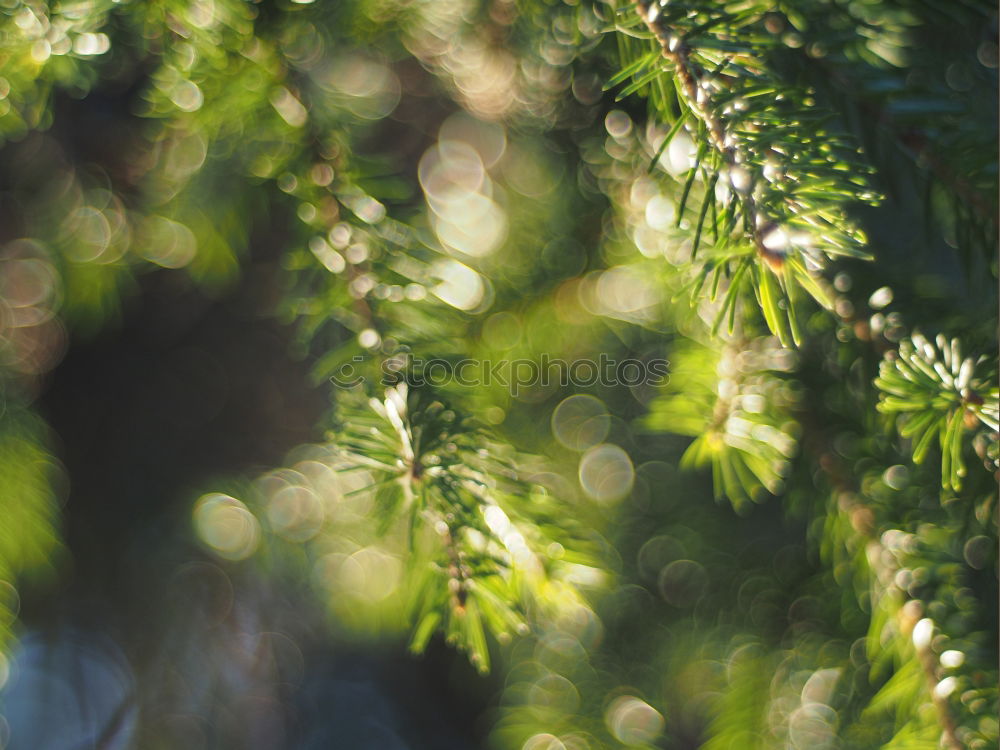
[326,382,600,672]
[644,336,799,509]
[876,332,999,491]
[622,0,881,343]
[909,608,963,750]
[803,426,976,750]
[633,0,778,268]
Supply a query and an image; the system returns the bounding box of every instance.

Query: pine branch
[803,422,974,750]
[193,378,603,675]
[622,0,880,343]
[633,1,781,268]
[876,332,999,491]
[328,382,600,671]
[644,336,799,509]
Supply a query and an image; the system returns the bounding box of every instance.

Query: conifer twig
[633,0,783,269]
[800,415,965,750]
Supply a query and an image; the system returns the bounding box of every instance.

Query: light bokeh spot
[579,444,634,503]
[193,493,261,561]
[605,695,664,746]
[552,395,610,452]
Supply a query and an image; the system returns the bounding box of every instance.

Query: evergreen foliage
[0,0,995,748]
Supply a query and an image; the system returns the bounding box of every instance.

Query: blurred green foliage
[0,0,995,748]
